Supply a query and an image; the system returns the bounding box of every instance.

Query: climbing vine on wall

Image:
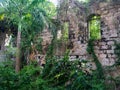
[87,39,104,79]
[114,42,120,65]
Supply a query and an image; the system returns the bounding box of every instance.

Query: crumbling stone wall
[26,0,120,68]
[31,28,53,65]
[41,29,53,55]
[88,2,120,66]
[58,0,120,67]
[58,0,89,60]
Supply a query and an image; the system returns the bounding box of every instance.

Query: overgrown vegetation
[0,0,119,90]
[0,51,106,90]
[114,42,120,65]
[0,0,57,72]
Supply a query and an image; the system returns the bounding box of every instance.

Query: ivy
[87,39,104,79]
[114,42,120,66]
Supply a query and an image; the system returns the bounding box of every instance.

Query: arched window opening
[88,15,101,40]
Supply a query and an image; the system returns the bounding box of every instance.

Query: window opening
[89,15,101,40]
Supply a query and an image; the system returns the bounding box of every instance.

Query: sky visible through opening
[49,0,58,6]
[49,0,87,6]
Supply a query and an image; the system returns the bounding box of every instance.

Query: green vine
[87,39,104,79]
[114,42,120,66]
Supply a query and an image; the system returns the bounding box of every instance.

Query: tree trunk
[15,21,22,72]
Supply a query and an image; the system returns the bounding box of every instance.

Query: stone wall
[57,0,120,67]
[35,0,120,68]
[58,0,88,59]
[88,2,120,66]
[40,29,53,55]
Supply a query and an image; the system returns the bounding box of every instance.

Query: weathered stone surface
[99,54,107,58]
[101,45,108,49]
[107,41,115,45]
[57,0,120,67]
[107,50,114,54]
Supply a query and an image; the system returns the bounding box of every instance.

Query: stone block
[103,50,107,54]
[69,57,76,61]
[99,54,106,58]
[109,30,118,37]
[110,33,118,37]
[107,50,114,54]
[99,42,106,46]
[107,54,111,58]
[109,59,115,66]
[111,54,116,58]
[70,56,76,59]
[94,46,99,50]
[101,45,108,49]
[103,10,109,14]
[108,45,112,49]
[94,50,99,54]
[101,58,109,66]
[81,56,87,60]
[98,50,104,54]
[108,41,115,45]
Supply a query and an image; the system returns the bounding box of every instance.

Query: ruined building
[52,0,120,67]
[0,0,120,70]
[33,0,120,70]
[35,0,120,79]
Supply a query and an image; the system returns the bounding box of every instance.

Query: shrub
[0,54,106,90]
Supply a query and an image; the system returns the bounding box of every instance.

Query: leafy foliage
[0,51,106,90]
[62,22,69,41]
[114,42,120,65]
